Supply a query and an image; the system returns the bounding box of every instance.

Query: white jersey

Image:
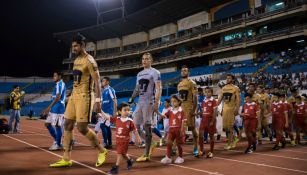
[136,68,161,105]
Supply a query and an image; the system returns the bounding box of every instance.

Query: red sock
[177,144,183,157]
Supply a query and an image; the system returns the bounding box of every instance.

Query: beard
[181,75,188,78]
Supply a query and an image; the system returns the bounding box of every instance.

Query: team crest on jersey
[208,103,212,106]
[178,115,181,119]
[250,106,254,109]
[126,124,129,128]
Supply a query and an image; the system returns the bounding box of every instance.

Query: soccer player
[100,76,117,149]
[42,71,66,151]
[50,35,108,167]
[271,93,288,150]
[129,53,162,162]
[256,85,273,141]
[242,93,260,154]
[177,65,199,156]
[8,85,24,133]
[99,103,141,174]
[217,74,241,150]
[280,93,296,146]
[294,96,307,144]
[199,87,217,158]
[160,95,186,164]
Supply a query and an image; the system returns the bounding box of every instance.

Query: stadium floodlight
[275,2,284,6]
[296,40,305,43]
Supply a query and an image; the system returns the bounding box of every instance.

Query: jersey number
[73,70,82,84]
[139,79,150,93]
[179,90,189,101]
[117,127,123,135]
[223,92,233,102]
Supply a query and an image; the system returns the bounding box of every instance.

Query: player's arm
[154,71,162,112]
[88,58,102,112]
[110,89,117,116]
[129,84,140,104]
[156,111,166,119]
[192,82,198,114]
[132,123,142,145]
[42,84,62,115]
[235,87,241,115]
[217,90,223,106]
[284,109,289,128]
[256,106,261,129]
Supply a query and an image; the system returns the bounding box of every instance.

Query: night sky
[1,0,160,77]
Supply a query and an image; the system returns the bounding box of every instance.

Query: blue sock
[153,127,162,138]
[46,124,56,141]
[55,126,62,146]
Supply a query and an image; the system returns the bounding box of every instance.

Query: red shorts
[244,118,257,133]
[116,141,129,154]
[168,127,184,144]
[296,116,306,129]
[199,117,216,134]
[273,117,284,131]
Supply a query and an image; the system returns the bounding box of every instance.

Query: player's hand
[233,109,239,116]
[128,98,134,104]
[136,137,142,145]
[95,102,102,113]
[42,107,51,116]
[209,121,214,127]
[285,122,289,128]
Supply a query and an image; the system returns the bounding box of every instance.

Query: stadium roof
[54,0,231,44]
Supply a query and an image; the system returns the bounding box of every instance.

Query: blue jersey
[50,80,66,114]
[198,94,205,112]
[102,86,116,115]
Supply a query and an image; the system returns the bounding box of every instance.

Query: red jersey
[165,107,185,128]
[271,102,288,118]
[243,102,260,119]
[201,97,217,118]
[295,103,307,118]
[282,101,292,115]
[111,117,136,142]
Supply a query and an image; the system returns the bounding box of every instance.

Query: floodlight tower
[92,0,126,25]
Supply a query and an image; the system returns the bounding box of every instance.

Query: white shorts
[195,117,201,129]
[133,104,154,125]
[163,118,169,133]
[46,113,65,126]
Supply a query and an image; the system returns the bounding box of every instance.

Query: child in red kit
[199,87,217,158]
[160,94,186,164]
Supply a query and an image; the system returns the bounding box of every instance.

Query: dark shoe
[127,159,134,170]
[109,166,119,174]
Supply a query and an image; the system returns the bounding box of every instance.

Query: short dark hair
[54,70,63,77]
[245,93,253,98]
[143,53,153,60]
[103,77,110,82]
[72,34,85,46]
[13,85,19,89]
[227,74,235,80]
[171,94,182,105]
[204,86,213,93]
[117,102,130,111]
[181,65,189,70]
[164,99,170,103]
[249,82,256,87]
[295,96,301,100]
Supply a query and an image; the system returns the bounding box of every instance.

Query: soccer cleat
[127,159,134,170]
[246,148,253,154]
[193,147,199,157]
[174,157,184,164]
[138,141,145,148]
[109,166,119,174]
[272,145,280,151]
[49,159,72,167]
[290,140,296,146]
[269,136,273,142]
[49,144,63,151]
[96,149,108,167]
[206,152,213,158]
[231,137,239,148]
[281,140,286,148]
[198,151,205,157]
[258,140,262,145]
[161,156,172,164]
[224,144,231,150]
[278,142,282,147]
[252,142,257,151]
[149,141,158,156]
[136,155,150,162]
[129,141,135,145]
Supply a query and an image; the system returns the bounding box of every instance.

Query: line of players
[43,36,306,174]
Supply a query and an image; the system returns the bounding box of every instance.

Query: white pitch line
[156,147,307,174]
[2,134,110,175]
[19,127,223,175]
